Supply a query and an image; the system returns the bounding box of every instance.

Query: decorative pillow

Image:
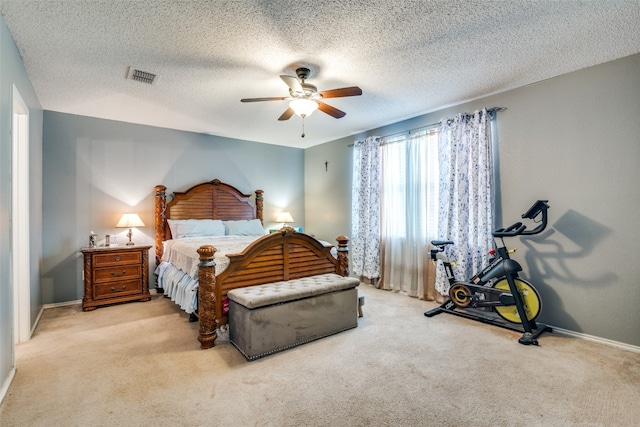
[223,219,266,236]
[167,219,226,239]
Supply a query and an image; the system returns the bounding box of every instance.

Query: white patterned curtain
[436,109,494,294]
[351,136,381,279]
[379,130,439,299]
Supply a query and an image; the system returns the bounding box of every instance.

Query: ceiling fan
[241,67,362,121]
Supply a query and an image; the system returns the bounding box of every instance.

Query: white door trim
[12,84,30,344]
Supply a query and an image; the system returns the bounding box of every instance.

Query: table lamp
[116,213,145,246]
[276,212,294,228]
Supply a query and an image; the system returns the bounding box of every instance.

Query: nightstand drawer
[94,251,142,267]
[93,265,142,283]
[94,279,143,299]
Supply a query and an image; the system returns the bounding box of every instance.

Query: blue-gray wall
[42,111,305,303]
[306,53,640,347]
[0,16,43,398]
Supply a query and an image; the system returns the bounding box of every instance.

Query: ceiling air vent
[126,66,159,85]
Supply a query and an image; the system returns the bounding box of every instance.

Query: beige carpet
[1,285,639,427]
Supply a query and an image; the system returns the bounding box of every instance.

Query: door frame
[12,84,30,344]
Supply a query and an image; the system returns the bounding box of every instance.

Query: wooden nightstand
[81,245,152,311]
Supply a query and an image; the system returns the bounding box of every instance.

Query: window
[381,129,439,242]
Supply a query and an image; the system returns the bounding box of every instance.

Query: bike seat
[431,240,454,247]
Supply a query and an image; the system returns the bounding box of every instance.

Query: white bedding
[162,235,261,279]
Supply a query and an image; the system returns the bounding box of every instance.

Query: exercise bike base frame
[425,301,552,345]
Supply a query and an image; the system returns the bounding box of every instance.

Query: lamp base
[126,228,134,246]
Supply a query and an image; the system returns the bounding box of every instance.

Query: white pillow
[223,219,266,236]
[167,219,226,239]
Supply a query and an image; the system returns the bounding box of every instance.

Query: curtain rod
[382,106,506,140]
[349,107,507,146]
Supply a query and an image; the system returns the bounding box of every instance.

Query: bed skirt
[155,262,198,314]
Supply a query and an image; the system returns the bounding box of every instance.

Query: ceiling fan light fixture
[289,98,318,118]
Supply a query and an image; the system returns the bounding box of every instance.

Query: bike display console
[425,200,552,345]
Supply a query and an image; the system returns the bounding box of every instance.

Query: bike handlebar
[492,200,549,238]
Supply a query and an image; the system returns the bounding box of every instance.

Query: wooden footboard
[197,227,350,349]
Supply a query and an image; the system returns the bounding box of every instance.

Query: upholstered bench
[227,273,360,360]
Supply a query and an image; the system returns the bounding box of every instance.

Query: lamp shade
[116,213,145,228]
[289,99,318,118]
[276,212,294,224]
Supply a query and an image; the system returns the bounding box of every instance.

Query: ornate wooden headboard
[154,179,264,265]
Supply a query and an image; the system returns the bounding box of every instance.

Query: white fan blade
[280,75,304,96]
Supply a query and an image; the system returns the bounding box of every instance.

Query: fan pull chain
[301,115,306,138]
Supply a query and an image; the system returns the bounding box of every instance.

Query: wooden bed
[154,179,350,349]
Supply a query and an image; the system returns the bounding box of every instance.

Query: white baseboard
[0,367,16,405]
[31,306,44,339]
[42,299,81,309]
[551,326,640,353]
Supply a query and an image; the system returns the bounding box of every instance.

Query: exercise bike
[425,200,552,345]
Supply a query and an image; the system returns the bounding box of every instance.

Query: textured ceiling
[2,1,640,148]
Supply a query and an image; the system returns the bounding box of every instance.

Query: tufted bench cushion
[227,273,360,360]
[227,273,361,309]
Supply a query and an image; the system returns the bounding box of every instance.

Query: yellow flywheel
[493,278,541,323]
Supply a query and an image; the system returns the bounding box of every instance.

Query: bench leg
[358,294,365,318]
